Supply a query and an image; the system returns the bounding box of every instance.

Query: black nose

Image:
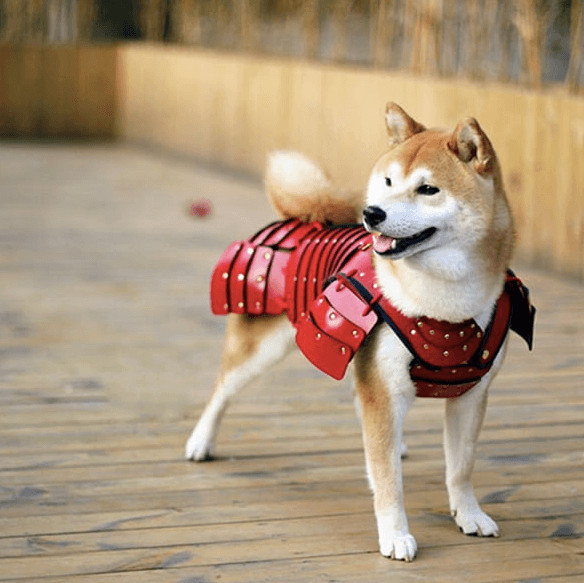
[363,206,387,228]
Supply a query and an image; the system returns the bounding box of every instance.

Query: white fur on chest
[375,258,503,325]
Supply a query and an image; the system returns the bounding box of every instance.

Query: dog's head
[364,103,513,280]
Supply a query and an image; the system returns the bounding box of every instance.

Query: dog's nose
[363,206,387,228]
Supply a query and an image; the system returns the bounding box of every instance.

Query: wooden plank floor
[0,142,583,582]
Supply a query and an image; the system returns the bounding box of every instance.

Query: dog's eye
[385,177,392,187]
[416,184,440,195]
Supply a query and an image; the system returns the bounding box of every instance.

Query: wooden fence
[2,1,582,93]
[0,44,117,137]
[0,43,583,280]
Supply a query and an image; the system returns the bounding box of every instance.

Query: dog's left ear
[448,118,495,175]
[385,102,426,147]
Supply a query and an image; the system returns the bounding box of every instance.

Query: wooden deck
[0,142,583,582]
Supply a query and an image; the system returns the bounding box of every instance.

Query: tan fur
[187,104,517,562]
[220,313,285,373]
[265,150,362,224]
[354,331,396,507]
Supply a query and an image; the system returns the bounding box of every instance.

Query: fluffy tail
[265,151,362,224]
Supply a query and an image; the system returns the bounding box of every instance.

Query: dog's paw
[185,424,215,462]
[379,532,417,562]
[452,507,499,537]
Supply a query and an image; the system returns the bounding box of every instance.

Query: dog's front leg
[354,331,417,561]
[443,375,499,538]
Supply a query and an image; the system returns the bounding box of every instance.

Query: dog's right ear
[385,103,426,147]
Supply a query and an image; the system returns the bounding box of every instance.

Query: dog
[185,103,534,561]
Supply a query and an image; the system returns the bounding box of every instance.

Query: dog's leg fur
[353,330,417,561]
[185,314,294,461]
[443,376,499,537]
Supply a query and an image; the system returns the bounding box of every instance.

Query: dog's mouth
[372,227,437,257]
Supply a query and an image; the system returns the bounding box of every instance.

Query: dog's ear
[385,102,426,147]
[448,118,495,175]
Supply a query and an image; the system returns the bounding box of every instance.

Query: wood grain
[0,141,582,582]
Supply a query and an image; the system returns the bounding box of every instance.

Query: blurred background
[2,7,584,580]
[1,0,583,280]
[0,0,581,86]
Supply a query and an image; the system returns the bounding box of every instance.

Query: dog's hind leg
[185,313,295,461]
[443,377,499,537]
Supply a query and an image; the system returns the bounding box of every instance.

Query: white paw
[452,507,499,537]
[185,422,215,461]
[379,532,417,562]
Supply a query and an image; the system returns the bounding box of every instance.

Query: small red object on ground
[190,199,212,218]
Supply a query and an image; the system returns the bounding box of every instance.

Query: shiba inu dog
[185,103,534,561]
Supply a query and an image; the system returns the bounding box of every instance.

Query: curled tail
[265,151,363,225]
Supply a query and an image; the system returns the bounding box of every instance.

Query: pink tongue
[373,234,395,254]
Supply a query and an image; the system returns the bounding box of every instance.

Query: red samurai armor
[210,219,535,398]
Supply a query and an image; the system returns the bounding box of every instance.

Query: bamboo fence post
[465,0,498,80]
[410,0,441,76]
[370,0,391,68]
[0,0,24,42]
[0,0,47,43]
[567,0,583,92]
[440,0,457,76]
[302,0,319,59]
[76,0,95,42]
[497,0,515,83]
[240,0,260,52]
[331,0,353,62]
[138,0,166,42]
[403,0,416,73]
[168,0,202,44]
[514,0,550,89]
